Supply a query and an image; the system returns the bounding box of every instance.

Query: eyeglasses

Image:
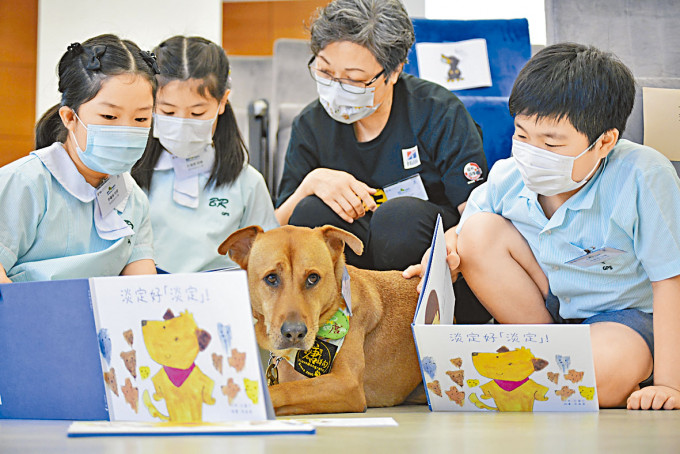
[307,56,385,94]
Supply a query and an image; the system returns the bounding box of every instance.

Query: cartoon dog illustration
[441,54,462,82]
[469,346,549,411]
[141,309,216,422]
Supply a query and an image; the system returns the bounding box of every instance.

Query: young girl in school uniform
[0,34,158,283]
[132,36,278,273]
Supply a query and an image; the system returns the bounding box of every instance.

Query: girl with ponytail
[132,36,277,273]
[0,34,159,283]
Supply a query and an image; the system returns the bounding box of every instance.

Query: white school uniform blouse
[146,149,278,273]
[0,143,154,282]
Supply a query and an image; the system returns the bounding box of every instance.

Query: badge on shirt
[402,145,421,169]
[95,174,128,217]
[464,162,483,184]
[566,247,626,268]
[383,174,429,201]
[172,153,212,179]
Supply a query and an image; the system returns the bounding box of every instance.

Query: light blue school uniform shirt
[146,149,279,273]
[458,139,680,319]
[0,143,154,282]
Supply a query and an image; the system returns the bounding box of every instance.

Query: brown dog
[218,225,424,415]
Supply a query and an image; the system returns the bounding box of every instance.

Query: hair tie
[140,50,160,75]
[85,45,107,71]
[67,42,83,55]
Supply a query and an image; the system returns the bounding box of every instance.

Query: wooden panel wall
[223,1,330,56]
[0,0,38,166]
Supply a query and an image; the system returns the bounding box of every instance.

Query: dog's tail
[469,393,498,411]
[143,390,169,421]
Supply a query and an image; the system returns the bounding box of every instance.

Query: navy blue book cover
[0,279,108,420]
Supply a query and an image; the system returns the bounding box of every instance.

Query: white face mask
[512,134,604,196]
[316,80,380,124]
[152,109,218,159]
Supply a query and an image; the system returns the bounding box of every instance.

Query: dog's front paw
[268,384,285,409]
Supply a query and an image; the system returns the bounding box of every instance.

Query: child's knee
[458,212,513,260]
[590,322,653,407]
[596,376,639,408]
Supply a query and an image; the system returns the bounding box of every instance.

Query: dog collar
[494,377,530,392]
[271,306,350,383]
[164,363,196,388]
[266,307,350,386]
[266,268,353,385]
[316,307,349,340]
[341,266,352,315]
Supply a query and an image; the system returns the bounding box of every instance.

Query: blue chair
[404,19,532,169]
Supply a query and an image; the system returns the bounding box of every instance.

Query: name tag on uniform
[95,174,128,217]
[566,247,626,268]
[173,153,212,179]
[383,174,429,201]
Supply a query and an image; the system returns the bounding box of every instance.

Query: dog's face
[142,309,211,369]
[471,346,548,381]
[218,225,363,353]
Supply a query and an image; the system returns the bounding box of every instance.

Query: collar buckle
[266,353,283,386]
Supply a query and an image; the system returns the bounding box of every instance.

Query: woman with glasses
[275,0,490,323]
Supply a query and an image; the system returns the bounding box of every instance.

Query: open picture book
[411,215,599,412]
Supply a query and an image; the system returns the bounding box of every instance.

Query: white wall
[402,0,426,17]
[425,0,546,45]
[36,0,223,119]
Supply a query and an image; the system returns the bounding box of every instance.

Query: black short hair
[35,34,158,149]
[508,42,636,143]
[132,36,248,190]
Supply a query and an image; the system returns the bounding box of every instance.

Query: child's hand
[0,265,11,284]
[402,244,461,294]
[443,226,461,281]
[627,385,680,410]
[402,247,430,294]
[403,226,462,293]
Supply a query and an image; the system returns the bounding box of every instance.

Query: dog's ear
[218,225,263,269]
[163,309,175,320]
[532,357,549,371]
[196,329,211,351]
[496,346,510,353]
[319,225,364,263]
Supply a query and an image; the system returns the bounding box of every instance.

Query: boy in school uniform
[423,43,679,409]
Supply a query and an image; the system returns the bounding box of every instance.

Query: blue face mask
[70,111,150,175]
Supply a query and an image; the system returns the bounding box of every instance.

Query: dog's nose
[281,321,307,341]
[141,320,147,327]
